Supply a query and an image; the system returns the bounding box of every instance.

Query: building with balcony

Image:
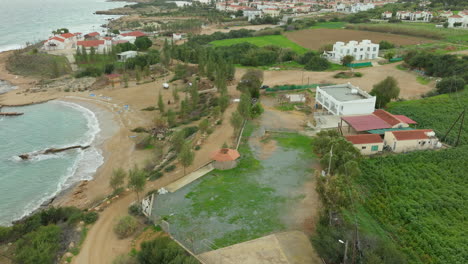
[315,83,376,116]
[323,40,379,63]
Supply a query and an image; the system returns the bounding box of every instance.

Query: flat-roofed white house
[384,129,441,153]
[117,50,138,62]
[381,11,393,19]
[396,11,411,20]
[315,83,376,116]
[410,11,433,21]
[323,40,379,63]
[448,13,468,28]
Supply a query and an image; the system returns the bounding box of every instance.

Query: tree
[135,37,153,51]
[135,65,142,83]
[158,92,165,113]
[370,76,400,108]
[171,130,186,153]
[238,93,252,120]
[127,166,146,202]
[110,168,126,193]
[305,56,330,71]
[189,82,199,108]
[123,74,129,88]
[230,111,244,132]
[112,29,120,35]
[172,87,179,102]
[218,94,230,113]
[379,40,395,50]
[179,142,194,175]
[198,119,210,134]
[237,69,263,98]
[166,109,177,127]
[436,77,465,94]
[384,52,395,61]
[113,216,138,239]
[443,22,449,28]
[341,55,355,66]
[250,103,264,118]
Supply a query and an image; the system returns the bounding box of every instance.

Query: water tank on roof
[426,131,436,137]
[351,89,358,94]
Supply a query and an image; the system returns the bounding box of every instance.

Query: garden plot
[151,124,317,254]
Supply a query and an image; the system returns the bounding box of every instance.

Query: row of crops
[358,147,467,263]
[355,90,467,263]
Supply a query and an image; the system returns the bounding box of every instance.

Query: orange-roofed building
[212,148,240,170]
[345,134,384,155]
[384,129,440,153]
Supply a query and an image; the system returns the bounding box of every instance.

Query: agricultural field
[357,146,468,263]
[151,123,317,254]
[284,28,434,50]
[346,23,468,45]
[210,35,309,54]
[309,22,347,29]
[387,90,468,146]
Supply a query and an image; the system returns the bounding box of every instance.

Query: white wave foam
[10,100,105,224]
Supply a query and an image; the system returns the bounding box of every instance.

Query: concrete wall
[353,142,383,155]
[213,160,238,170]
[384,132,439,153]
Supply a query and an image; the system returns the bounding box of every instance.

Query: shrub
[131,127,147,133]
[138,236,199,264]
[379,40,395,50]
[82,212,99,225]
[114,216,138,239]
[305,56,330,71]
[113,254,138,264]
[164,165,176,172]
[75,66,103,78]
[182,126,198,138]
[128,204,144,217]
[149,170,163,181]
[0,226,12,243]
[354,72,363,77]
[15,225,61,264]
[136,136,153,149]
[141,106,157,111]
[194,145,201,151]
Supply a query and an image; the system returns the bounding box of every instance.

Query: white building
[43,33,77,51]
[117,51,138,62]
[381,11,393,19]
[243,9,263,21]
[349,3,375,13]
[77,40,111,54]
[396,11,411,20]
[315,83,376,116]
[263,8,281,17]
[439,11,453,18]
[448,14,468,28]
[410,11,433,22]
[324,40,379,63]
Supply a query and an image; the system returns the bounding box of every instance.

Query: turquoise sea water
[0,0,128,52]
[0,101,103,225]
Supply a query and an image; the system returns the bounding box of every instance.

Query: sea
[0,0,129,52]
[0,0,127,225]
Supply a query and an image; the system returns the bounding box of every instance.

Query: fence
[389,57,403,62]
[346,62,372,68]
[266,83,332,92]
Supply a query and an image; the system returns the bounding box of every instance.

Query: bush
[131,127,147,133]
[436,77,466,94]
[164,164,176,172]
[114,216,138,239]
[149,170,163,181]
[194,145,201,151]
[15,225,62,264]
[305,56,330,71]
[82,212,99,225]
[379,40,395,50]
[182,126,198,138]
[136,136,153,149]
[128,204,144,217]
[138,236,199,264]
[354,72,363,77]
[0,226,12,243]
[113,254,138,264]
[75,66,103,78]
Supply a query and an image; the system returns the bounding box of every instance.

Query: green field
[357,147,468,263]
[387,90,468,146]
[210,35,309,54]
[310,22,347,29]
[346,23,468,45]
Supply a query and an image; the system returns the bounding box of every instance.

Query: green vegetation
[0,207,98,263]
[416,76,430,85]
[388,90,468,146]
[138,236,199,264]
[346,23,468,44]
[210,35,308,54]
[310,22,346,29]
[7,50,71,78]
[275,102,304,111]
[114,216,139,239]
[357,146,468,263]
[370,76,401,108]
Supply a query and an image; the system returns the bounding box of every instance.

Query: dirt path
[72,103,237,264]
[260,62,433,99]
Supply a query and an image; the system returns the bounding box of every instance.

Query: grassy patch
[7,51,71,78]
[310,22,347,29]
[275,102,304,111]
[210,35,308,54]
[396,64,407,71]
[416,76,430,85]
[327,63,349,71]
[152,123,316,252]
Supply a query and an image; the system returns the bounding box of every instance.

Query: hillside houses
[394,10,433,21]
[323,40,380,62]
[447,11,468,28]
[43,30,149,54]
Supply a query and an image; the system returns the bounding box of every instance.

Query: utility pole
[327,145,333,176]
[343,240,348,264]
[455,108,465,147]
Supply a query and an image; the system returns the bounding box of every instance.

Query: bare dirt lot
[285,28,434,50]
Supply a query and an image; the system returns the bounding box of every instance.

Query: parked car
[260,85,269,89]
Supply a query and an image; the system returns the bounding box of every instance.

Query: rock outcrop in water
[19,145,90,160]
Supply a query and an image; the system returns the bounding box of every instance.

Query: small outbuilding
[345,134,384,155]
[212,148,240,170]
[117,50,138,62]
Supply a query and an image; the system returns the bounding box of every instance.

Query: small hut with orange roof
[211,148,240,170]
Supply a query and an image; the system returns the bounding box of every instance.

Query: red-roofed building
[384,129,440,153]
[121,31,146,38]
[60,33,75,39]
[85,32,100,40]
[341,109,416,133]
[43,36,66,50]
[212,148,240,170]
[77,40,110,54]
[345,134,384,155]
